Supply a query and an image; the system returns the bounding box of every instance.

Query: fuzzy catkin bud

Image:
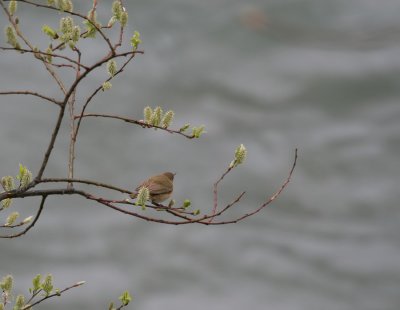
[119,291,132,306]
[15,295,25,310]
[107,59,117,77]
[42,274,53,296]
[60,16,74,34]
[63,0,73,11]
[17,164,32,189]
[71,26,80,42]
[102,81,112,91]
[32,274,41,292]
[5,212,19,226]
[151,106,163,126]
[230,144,247,168]
[108,16,117,27]
[2,199,12,209]
[112,1,122,19]
[120,11,128,27]
[1,275,13,293]
[135,186,150,208]
[8,0,17,15]
[1,176,15,192]
[22,216,33,224]
[161,110,174,128]
[56,0,65,10]
[235,144,247,165]
[130,31,141,50]
[42,25,58,39]
[5,25,18,48]
[192,125,205,138]
[143,106,153,124]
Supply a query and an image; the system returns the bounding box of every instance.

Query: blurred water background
[1,0,400,309]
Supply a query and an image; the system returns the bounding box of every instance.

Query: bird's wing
[148,178,173,195]
[135,177,172,195]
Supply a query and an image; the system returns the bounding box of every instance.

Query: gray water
[1,1,400,310]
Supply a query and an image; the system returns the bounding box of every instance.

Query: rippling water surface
[1,1,399,310]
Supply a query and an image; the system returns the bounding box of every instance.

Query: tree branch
[0,90,61,106]
[75,113,196,139]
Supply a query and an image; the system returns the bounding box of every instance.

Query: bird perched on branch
[130,172,175,204]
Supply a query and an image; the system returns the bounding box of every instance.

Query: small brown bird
[130,172,175,204]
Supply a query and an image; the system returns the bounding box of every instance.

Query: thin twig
[206,148,298,225]
[0,91,61,106]
[209,166,233,223]
[39,178,132,194]
[75,113,196,139]
[0,46,90,70]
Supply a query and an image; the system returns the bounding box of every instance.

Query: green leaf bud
[45,46,53,63]
[16,164,32,189]
[120,11,128,27]
[42,274,53,296]
[0,275,13,293]
[8,0,17,16]
[107,59,117,77]
[135,186,150,208]
[192,125,205,138]
[75,281,86,286]
[161,110,174,128]
[168,199,175,208]
[151,106,163,127]
[2,199,12,209]
[102,81,112,91]
[68,41,75,50]
[47,0,56,6]
[112,1,122,19]
[32,274,41,292]
[1,176,15,192]
[144,106,153,124]
[42,25,58,39]
[118,290,132,306]
[194,209,201,215]
[5,212,19,226]
[14,294,25,310]
[183,199,191,209]
[33,47,42,60]
[130,31,141,50]
[82,20,97,38]
[179,123,190,132]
